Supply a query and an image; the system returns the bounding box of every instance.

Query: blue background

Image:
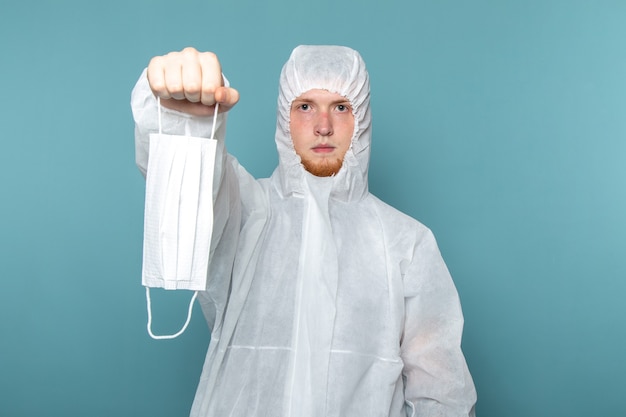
[1,1,625,416]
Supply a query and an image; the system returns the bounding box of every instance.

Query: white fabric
[142,132,217,290]
[132,45,477,416]
[141,99,218,339]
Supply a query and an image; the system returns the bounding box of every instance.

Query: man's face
[290,89,355,177]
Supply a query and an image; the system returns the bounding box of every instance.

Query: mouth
[312,144,336,154]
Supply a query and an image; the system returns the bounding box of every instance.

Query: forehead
[292,89,350,104]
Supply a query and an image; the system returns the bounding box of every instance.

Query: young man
[132,45,477,416]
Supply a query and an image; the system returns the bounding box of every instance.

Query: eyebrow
[291,98,351,105]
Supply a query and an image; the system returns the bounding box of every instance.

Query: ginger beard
[289,89,355,177]
[300,155,344,177]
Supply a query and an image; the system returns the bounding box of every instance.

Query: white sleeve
[401,229,477,417]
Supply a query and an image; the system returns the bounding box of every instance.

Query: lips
[312,144,336,153]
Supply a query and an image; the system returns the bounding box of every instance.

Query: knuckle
[199,51,217,61]
[185,81,202,95]
[181,46,199,59]
[165,50,181,60]
[148,55,164,68]
[168,82,183,93]
[198,51,220,69]
[200,94,216,106]
[149,78,166,92]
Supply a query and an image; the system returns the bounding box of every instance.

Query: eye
[291,102,312,112]
[336,104,351,112]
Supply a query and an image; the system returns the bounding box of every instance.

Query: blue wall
[1,1,625,416]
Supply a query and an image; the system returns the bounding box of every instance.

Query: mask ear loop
[145,97,220,340]
[146,287,199,339]
[157,96,163,134]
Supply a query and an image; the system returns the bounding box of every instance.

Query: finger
[163,53,185,100]
[198,52,223,106]
[179,48,203,103]
[214,86,240,112]
[147,56,171,99]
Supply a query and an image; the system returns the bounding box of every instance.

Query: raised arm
[132,47,240,176]
[131,48,254,329]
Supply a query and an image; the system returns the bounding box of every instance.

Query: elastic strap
[146,96,219,340]
[146,287,199,340]
[210,102,219,139]
[157,96,163,134]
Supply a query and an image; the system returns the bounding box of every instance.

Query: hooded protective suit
[132,45,477,417]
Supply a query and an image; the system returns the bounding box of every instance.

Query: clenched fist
[147,47,239,117]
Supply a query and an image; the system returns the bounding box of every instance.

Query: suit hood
[272,45,372,201]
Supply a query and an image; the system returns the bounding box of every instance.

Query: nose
[315,112,333,136]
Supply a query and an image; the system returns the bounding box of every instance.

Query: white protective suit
[132,45,477,417]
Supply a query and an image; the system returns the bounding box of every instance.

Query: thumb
[214,86,240,113]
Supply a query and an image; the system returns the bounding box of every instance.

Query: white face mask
[141,99,219,339]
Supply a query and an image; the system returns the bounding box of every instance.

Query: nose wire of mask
[143,97,219,340]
